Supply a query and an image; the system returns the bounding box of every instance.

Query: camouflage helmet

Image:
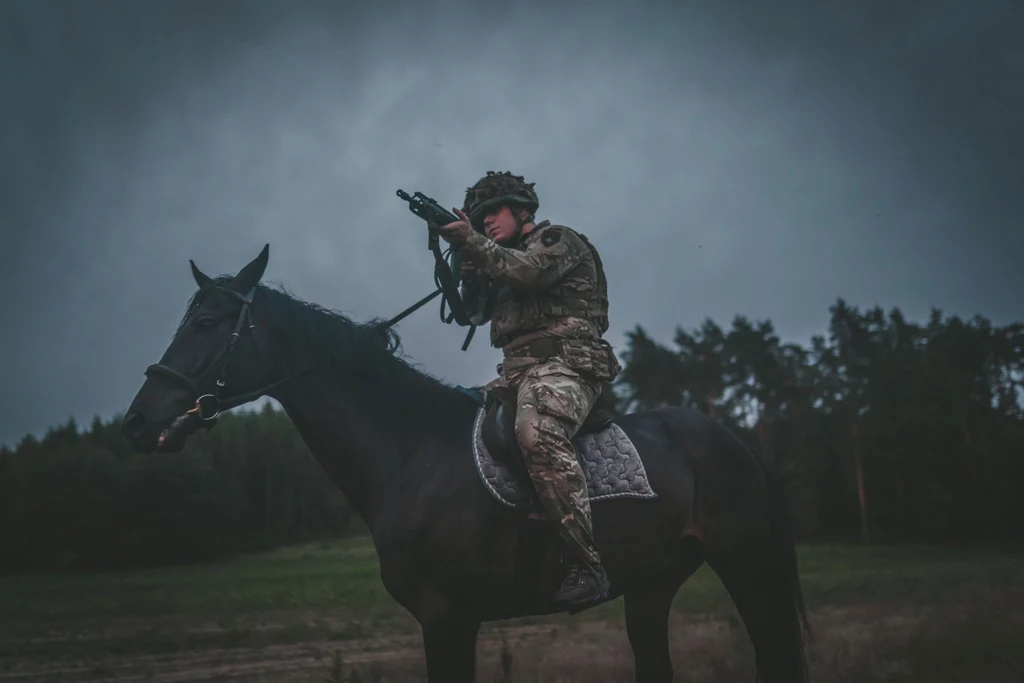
[462,171,539,225]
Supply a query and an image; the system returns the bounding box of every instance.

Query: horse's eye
[196,316,217,330]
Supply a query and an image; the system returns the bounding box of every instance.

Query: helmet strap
[508,207,530,247]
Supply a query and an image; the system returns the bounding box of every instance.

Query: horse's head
[122,244,279,453]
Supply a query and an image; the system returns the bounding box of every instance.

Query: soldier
[437,170,622,606]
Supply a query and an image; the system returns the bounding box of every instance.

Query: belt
[503,337,559,358]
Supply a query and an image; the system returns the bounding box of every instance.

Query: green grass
[789,541,1024,604]
[3,537,1022,626]
[1,539,1022,680]
[0,538,399,629]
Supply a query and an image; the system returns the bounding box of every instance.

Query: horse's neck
[266,344,473,529]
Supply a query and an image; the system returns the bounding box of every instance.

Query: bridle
[145,285,311,423]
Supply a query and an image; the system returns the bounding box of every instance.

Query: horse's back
[613,403,764,481]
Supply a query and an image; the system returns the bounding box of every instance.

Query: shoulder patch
[540,229,561,247]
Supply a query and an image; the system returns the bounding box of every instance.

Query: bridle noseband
[145,285,309,422]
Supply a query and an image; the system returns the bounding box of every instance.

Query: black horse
[122,245,810,683]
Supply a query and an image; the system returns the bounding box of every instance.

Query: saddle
[468,380,658,514]
[479,382,617,470]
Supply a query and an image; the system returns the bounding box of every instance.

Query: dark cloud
[1,0,1021,446]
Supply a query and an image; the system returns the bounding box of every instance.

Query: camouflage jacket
[458,220,621,383]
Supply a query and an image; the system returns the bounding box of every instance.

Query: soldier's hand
[438,208,473,246]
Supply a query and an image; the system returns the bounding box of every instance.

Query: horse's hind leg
[704,541,809,683]
[624,541,704,683]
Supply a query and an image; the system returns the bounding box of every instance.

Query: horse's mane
[178,276,479,434]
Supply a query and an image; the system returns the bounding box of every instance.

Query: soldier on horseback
[438,170,622,606]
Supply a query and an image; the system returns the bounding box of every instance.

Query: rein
[380,253,480,351]
[145,285,313,422]
[146,263,475,424]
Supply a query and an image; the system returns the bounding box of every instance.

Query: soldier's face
[483,205,524,245]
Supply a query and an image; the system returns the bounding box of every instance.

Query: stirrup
[584,562,612,601]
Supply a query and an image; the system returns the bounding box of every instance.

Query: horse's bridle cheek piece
[144,286,309,425]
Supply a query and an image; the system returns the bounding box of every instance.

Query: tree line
[1,298,1021,572]
[0,403,361,572]
[616,300,1024,544]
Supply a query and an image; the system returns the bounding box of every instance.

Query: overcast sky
[2,0,1022,448]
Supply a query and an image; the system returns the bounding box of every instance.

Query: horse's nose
[122,411,146,438]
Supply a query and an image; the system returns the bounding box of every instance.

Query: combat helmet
[462,171,539,227]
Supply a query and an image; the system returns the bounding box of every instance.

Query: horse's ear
[190,259,212,289]
[231,244,270,291]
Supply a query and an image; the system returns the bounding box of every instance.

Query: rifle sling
[383,240,478,351]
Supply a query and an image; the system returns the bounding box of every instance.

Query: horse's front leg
[419,594,481,682]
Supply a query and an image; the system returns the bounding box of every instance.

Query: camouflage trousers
[502,360,604,567]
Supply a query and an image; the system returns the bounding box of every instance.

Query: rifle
[388,189,492,350]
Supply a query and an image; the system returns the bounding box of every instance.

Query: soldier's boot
[555,555,612,606]
[537,481,612,606]
[533,498,611,605]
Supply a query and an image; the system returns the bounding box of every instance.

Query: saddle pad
[472,406,658,510]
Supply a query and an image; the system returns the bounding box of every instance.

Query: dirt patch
[0,598,1017,682]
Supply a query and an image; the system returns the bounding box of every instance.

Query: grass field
[2,537,1022,682]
